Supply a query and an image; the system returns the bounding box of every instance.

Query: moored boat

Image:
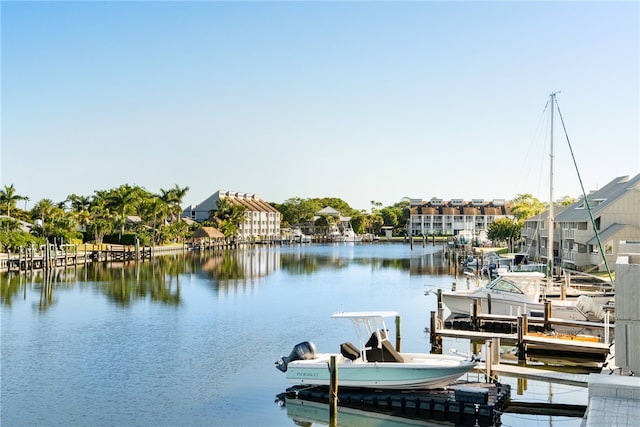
[275,311,476,389]
[442,272,614,323]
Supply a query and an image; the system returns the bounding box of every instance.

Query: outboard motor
[275,341,317,372]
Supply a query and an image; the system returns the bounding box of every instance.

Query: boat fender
[275,341,317,372]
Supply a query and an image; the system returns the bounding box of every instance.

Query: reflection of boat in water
[284,398,452,427]
[443,272,614,323]
[275,311,476,389]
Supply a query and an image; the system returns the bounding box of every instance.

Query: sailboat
[442,93,614,324]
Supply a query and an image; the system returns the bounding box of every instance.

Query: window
[487,278,524,294]
[604,240,613,255]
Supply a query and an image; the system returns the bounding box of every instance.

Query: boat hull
[442,292,588,322]
[285,353,475,389]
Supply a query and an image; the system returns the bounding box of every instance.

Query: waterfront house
[523,174,640,272]
[182,190,281,241]
[407,198,514,240]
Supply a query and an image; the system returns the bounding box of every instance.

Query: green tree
[86,198,114,244]
[139,195,169,245]
[104,184,149,238]
[0,184,27,217]
[160,184,189,224]
[67,194,92,213]
[0,217,42,252]
[487,218,521,246]
[559,195,576,206]
[273,197,321,227]
[210,198,247,239]
[316,197,354,216]
[511,193,546,221]
[30,198,80,244]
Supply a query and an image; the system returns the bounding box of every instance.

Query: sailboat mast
[547,92,558,279]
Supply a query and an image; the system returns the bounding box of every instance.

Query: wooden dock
[428,291,614,362]
[0,244,184,273]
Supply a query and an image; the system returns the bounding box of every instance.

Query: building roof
[192,227,225,239]
[184,190,279,216]
[586,223,637,245]
[410,200,513,216]
[555,174,640,222]
[523,205,569,223]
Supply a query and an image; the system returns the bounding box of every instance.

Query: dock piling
[329,355,338,427]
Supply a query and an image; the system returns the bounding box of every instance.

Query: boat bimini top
[331,311,400,363]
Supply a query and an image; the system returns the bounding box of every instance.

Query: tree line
[0,183,573,253]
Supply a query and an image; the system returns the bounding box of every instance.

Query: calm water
[1,243,588,426]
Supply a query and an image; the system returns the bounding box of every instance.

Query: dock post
[517,314,528,362]
[486,340,492,383]
[472,298,482,331]
[395,315,402,352]
[430,310,442,354]
[437,289,445,334]
[329,355,338,427]
[544,300,551,331]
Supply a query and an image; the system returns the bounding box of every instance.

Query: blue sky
[2,1,638,212]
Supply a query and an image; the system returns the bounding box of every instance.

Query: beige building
[408,198,514,238]
[183,190,281,241]
[523,174,640,272]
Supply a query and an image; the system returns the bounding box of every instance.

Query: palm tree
[32,199,58,226]
[210,198,247,239]
[67,194,92,213]
[139,196,169,244]
[0,184,27,217]
[87,199,114,244]
[105,184,147,238]
[160,184,189,224]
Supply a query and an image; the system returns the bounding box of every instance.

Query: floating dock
[279,382,510,427]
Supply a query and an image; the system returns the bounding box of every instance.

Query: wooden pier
[0,244,183,273]
[428,287,614,363]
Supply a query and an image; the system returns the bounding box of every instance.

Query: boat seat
[340,342,360,361]
[364,331,404,363]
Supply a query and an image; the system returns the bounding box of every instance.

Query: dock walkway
[583,374,640,427]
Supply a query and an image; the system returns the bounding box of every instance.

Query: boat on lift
[275,311,476,389]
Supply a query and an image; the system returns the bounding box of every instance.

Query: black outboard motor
[275,341,317,372]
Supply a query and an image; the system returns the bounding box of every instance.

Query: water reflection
[1,245,448,309]
[1,244,592,426]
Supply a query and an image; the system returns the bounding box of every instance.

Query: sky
[1,1,639,212]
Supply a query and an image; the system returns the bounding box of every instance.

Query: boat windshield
[486,278,524,294]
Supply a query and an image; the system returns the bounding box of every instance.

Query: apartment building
[523,174,640,272]
[182,190,281,241]
[408,198,514,238]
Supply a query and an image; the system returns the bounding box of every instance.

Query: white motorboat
[275,311,476,389]
[442,272,613,322]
